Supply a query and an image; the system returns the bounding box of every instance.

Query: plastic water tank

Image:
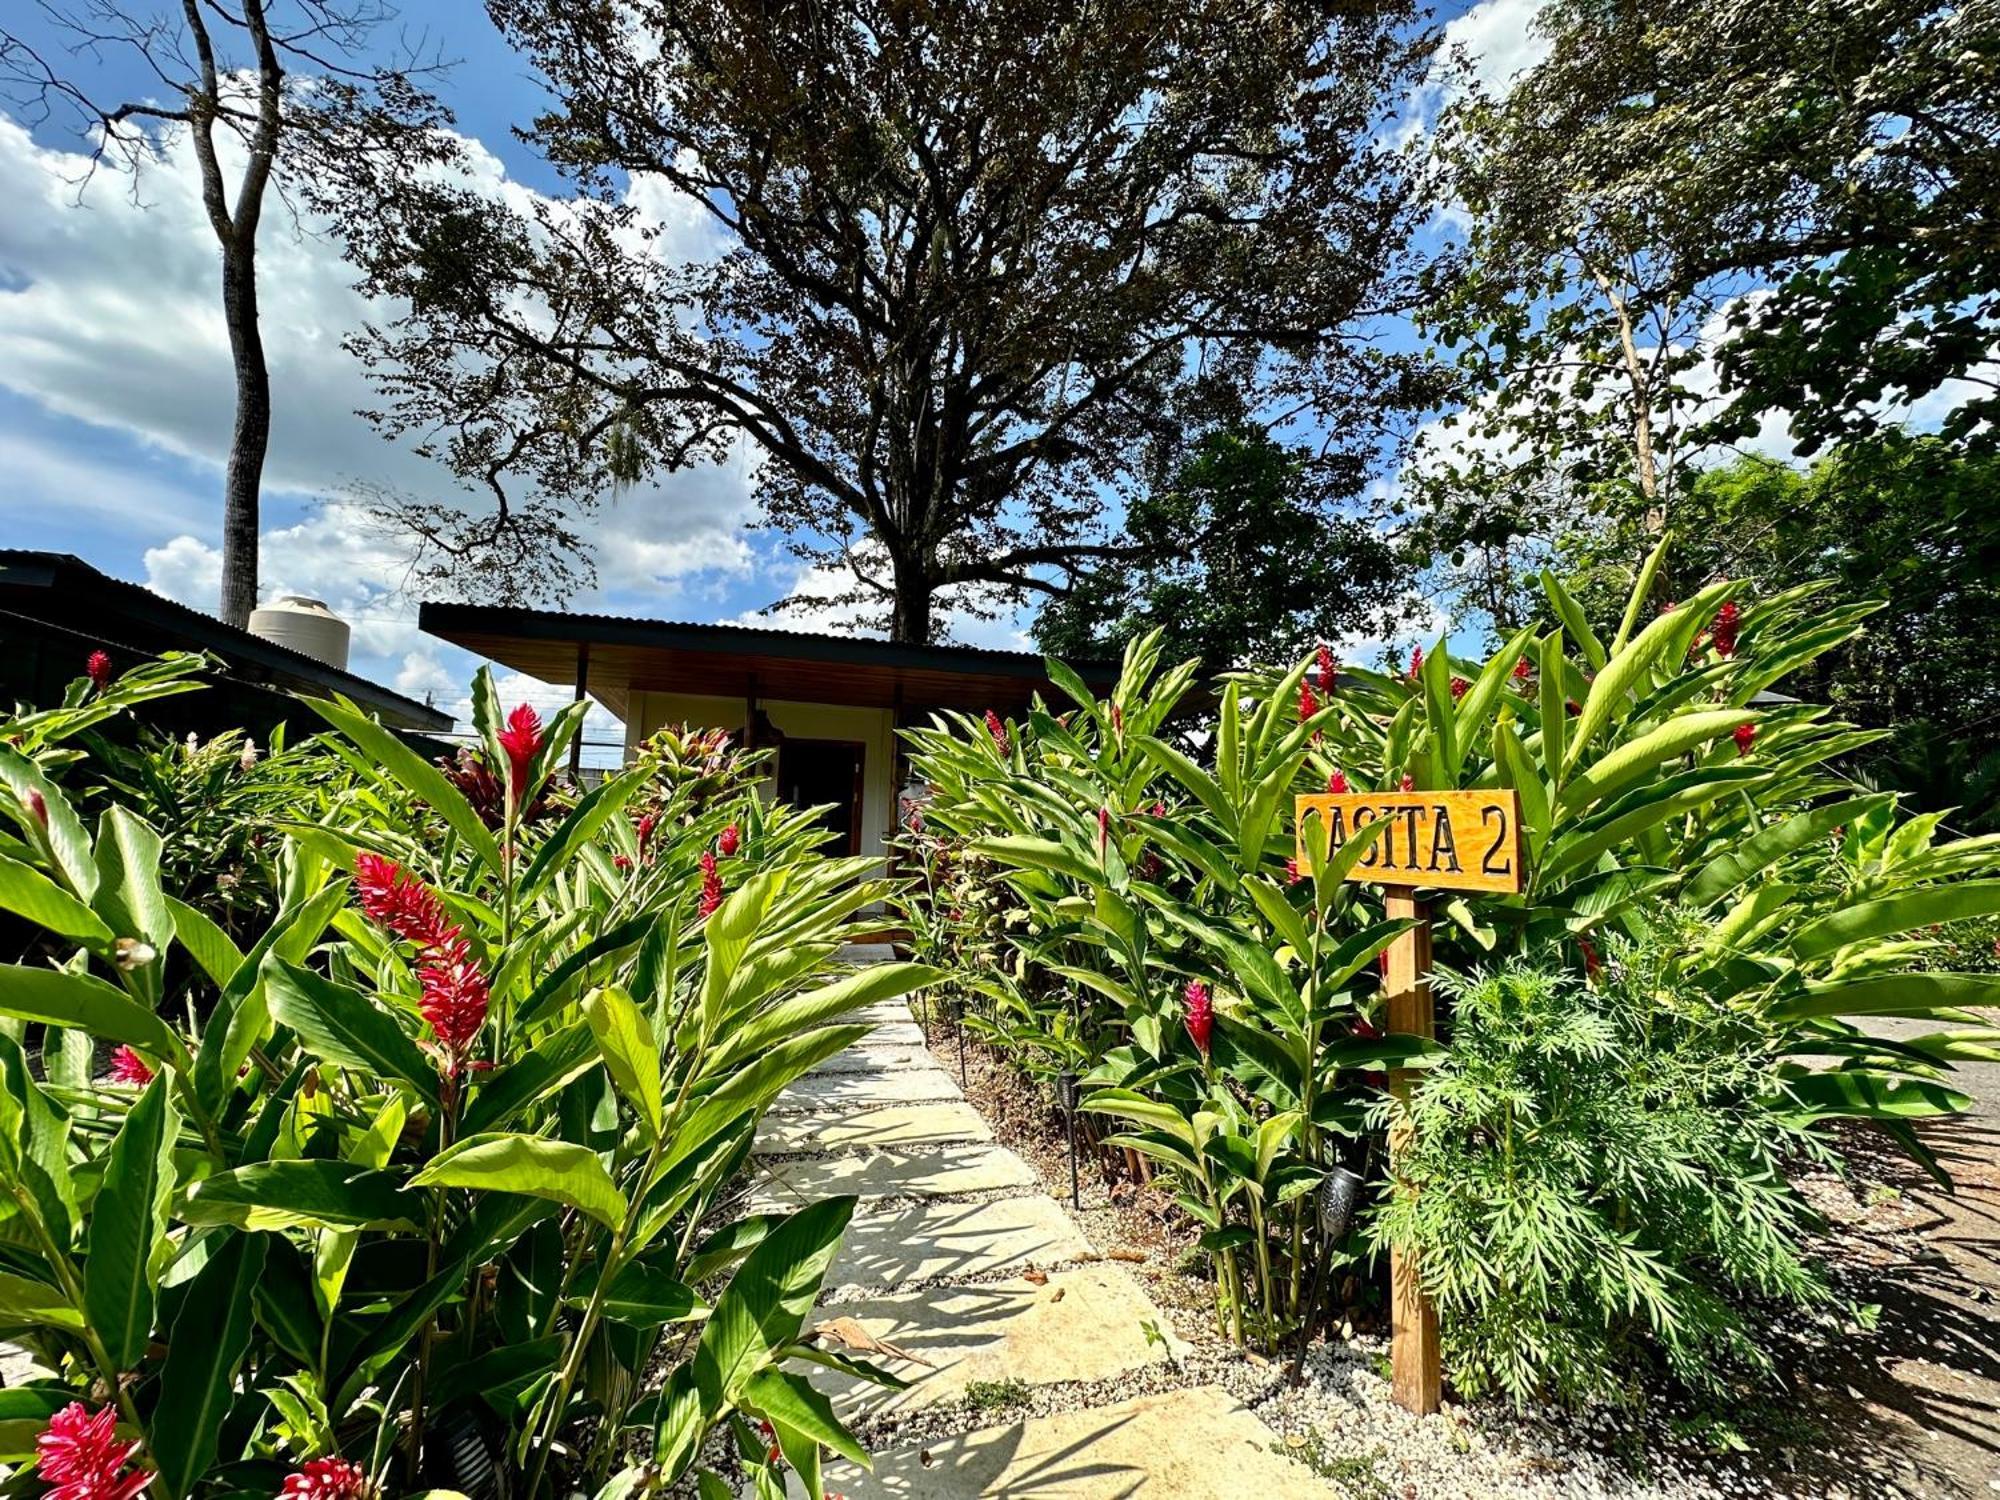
[248,595,351,671]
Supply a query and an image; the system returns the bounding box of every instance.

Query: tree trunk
[889,556,934,643]
[218,243,269,628]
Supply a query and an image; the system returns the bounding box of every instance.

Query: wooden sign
[1292,788,1525,1417]
[1292,790,1525,895]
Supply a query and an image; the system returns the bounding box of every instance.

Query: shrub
[0,658,937,1497]
[1371,942,1837,1407]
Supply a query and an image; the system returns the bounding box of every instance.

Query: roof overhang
[418,603,1114,722]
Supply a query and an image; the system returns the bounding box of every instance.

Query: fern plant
[1370,944,1839,1407]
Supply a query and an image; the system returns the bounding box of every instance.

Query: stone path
[749,947,1330,1498]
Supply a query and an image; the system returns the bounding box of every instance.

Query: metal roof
[0,550,451,732]
[418,600,1114,719]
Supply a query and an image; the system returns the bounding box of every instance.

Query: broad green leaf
[263,957,438,1107]
[1563,579,1732,771]
[0,963,179,1054]
[462,1022,597,1135]
[1772,972,2000,1022]
[658,1026,868,1178]
[520,767,648,898]
[0,853,111,945]
[741,1367,869,1469]
[692,1197,856,1415]
[84,1076,178,1367]
[91,807,175,1001]
[1559,709,1762,813]
[584,985,662,1139]
[1540,569,1606,674]
[0,1271,80,1329]
[969,834,1100,887]
[152,1230,267,1500]
[411,1133,627,1229]
[1792,881,2000,961]
[1780,1071,1972,1121]
[708,962,940,1076]
[309,695,504,874]
[0,746,95,899]
[183,1160,422,1232]
[588,1261,706,1326]
[1610,531,1675,654]
[165,896,245,986]
[1687,795,1891,908]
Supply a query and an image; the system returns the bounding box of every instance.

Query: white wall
[626,690,899,864]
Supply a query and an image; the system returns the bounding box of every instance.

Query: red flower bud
[35,1402,152,1500]
[1326,769,1349,794]
[1316,643,1338,693]
[1408,645,1423,678]
[984,710,1010,755]
[718,822,740,856]
[1711,601,1741,659]
[1512,656,1532,682]
[26,788,47,827]
[698,849,724,918]
[280,1456,373,1500]
[1183,980,1213,1057]
[1298,679,1319,723]
[85,651,113,692]
[1398,774,1416,792]
[1449,675,1470,700]
[353,854,490,1073]
[498,703,544,805]
[1734,722,1757,756]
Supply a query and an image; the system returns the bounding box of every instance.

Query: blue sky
[0,0,1548,756]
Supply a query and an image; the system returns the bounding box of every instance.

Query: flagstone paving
[755,973,1329,1496]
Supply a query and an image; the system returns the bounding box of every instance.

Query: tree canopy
[324,0,1444,640]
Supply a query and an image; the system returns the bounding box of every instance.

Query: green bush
[902,536,2000,1394]
[1372,941,1837,1407]
[0,657,937,1498]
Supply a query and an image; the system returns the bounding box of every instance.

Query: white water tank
[248,595,351,671]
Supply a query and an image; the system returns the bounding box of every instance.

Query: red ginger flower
[718,822,740,856]
[636,811,659,858]
[1110,704,1124,734]
[698,849,724,919]
[1298,679,1319,723]
[1183,980,1213,1057]
[1513,655,1532,682]
[497,703,544,804]
[1285,857,1304,886]
[85,651,113,692]
[984,710,1010,755]
[1578,936,1603,980]
[1398,774,1416,792]
[1316,642,1338,693]
[1097,806,1111,853]
[280,1456,372,1500]
[36,1402,151,1500]
[1150,801,1165,818]
[1734,722,1757,756]
[1711,601,1741,659]
[1449,676,1470,700]
[107,1046,154,1086]
[353,854,490,1073]
[1326,769,1349,794]
[613,854,633,873]
[1408,645,1423,678]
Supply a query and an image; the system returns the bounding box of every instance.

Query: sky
[0,0,1553,760]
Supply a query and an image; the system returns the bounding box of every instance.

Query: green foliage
[1371,951,1836,1407]
[0,659,937,1496]
[1034,428,1412,671]
[907,544,2000,1399]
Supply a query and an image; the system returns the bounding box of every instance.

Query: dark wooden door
[775,738,866,854]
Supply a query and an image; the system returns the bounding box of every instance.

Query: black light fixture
[1317,1163,1364,1241]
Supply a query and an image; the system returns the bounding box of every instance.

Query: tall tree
[322,0,1444,641]
[0,1,439,627]
[1411,0,1998,619]
[1034,427,1411,669]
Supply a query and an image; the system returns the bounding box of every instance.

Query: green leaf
[1610,532,1675,654]
[91,807,175,998]
[263,957,438,1107]
[411,1133,627,1229]
[1559,709,1761,813]
[693,1197,856,1415]
[584,985,662,1139]
[1687,795,1891,908]
[659,1026,868,1177]
[1780,1071,1972,1121]
[1563,579,1732,771]
[1792,881,2000,961]
[184,1160,423,1232]
[589,1261,706,1326]
[520,767,649,898]
[84,1076,178,1368]
[1540,569,1606,674]
[740,1367,869,1469]
[152,1230,267,1500]
[0,963,179,1054]
[165,896,245,987]
[0,745,95,898]
[309,695,504,875]
[462,1022,597,1135]
[969,834,1100,887]
[1772,972,2000,1022]
[0,853,112,945]
[0,1271,81,1330]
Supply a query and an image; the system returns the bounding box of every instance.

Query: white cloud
[1444,0,1554,101]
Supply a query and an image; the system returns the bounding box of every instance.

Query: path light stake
[1294,787,1526,1417]
[1059,1070,1081,1210]
[1290,1163,1366,1386]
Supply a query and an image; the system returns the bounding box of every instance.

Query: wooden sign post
[1295,789,1526,1417]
